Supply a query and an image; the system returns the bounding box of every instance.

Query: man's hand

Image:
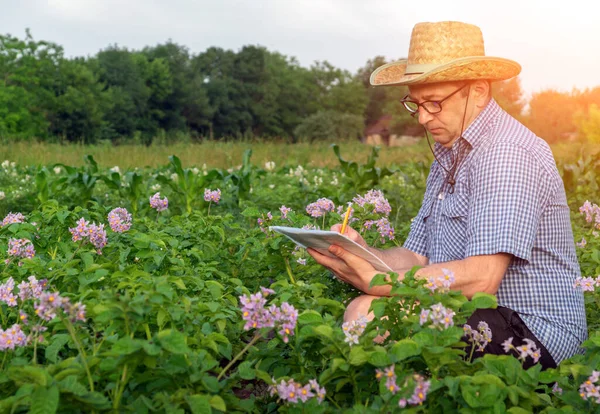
[306,224,379,293]
[330,223,368,248]
[307,244,380,293]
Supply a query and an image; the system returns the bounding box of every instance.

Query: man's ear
[471,80,491,107]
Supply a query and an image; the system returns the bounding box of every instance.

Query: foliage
[294,111,363,142]
[0,147,599,413]
[574,103,600,143]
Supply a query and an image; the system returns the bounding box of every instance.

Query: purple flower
[421,303,455,330]
[576,237,587,248]
[503,337,542,365]
[239,289,298,343]
[203,188,221,203]
[107,207,132,233]
[149,192,168,211]
[7,238,35,260]
[341,315,369,346]
[579,371,600,404]
[19,310,28,325]
[407,375,431,406]
[0,324,28,350]
[279,205,292,219]
[0,277,17,307]
[552,382,563,395]
[353,189,392,216]
[575,276,596,291]
[502,337,514,353]
[424,268,455,293]
[419,309,430,325]
[1,212,25,226]
[69,218,90,242]
[88,223,107,254]
[306,198,335,218]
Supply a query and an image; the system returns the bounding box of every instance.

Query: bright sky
[2,0,598,98]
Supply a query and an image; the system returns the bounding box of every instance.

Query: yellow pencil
[340,204,352,234]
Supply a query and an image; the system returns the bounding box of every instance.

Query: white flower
[170,173,178,181]
[53,166,62,174]
[151,184,161,191]
[110,166,120,174]
[1,160,10,169]
[191,167,200,175]
[0,191,5,200]
[264,161,276,172]
[269,184,275,189]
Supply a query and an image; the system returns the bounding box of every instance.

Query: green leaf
[8,366,51,387]
[298,310,323,325]
[111,337,144,355]
[158,330,190,354]
[186,394,212,414]
[238,361,255,380]
[389,339,421,362]
[368,350,391,367]
[507,408,531,414]
[348,346,369,365]
[470,292,498,310]
[209,395,226,412]
[45,334,70,363]
[30,385,59,414]
[369,273,388,288]
[313,325,334,340]
[58,376,87,396]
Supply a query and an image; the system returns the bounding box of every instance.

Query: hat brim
[370,56,521,86]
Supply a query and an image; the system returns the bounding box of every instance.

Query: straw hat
[370,21,521,86]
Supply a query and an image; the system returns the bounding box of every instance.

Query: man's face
[406,82,473,148]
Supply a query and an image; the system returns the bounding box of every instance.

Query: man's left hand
[307,245,380,293]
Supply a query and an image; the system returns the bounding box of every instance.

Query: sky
[1,0,598,98]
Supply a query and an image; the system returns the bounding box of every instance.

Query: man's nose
[417,109,434,125]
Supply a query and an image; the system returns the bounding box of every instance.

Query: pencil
[340,204,352,234]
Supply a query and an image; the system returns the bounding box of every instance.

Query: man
[308,21,587,369]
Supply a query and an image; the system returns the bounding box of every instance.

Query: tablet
[269,226,394,273]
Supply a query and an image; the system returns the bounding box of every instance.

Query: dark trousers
[463,307,557,370]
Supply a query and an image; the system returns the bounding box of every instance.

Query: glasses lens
[403,101,419,113]
[423,101,442,114]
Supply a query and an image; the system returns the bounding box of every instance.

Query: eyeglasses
[401,84,469,116]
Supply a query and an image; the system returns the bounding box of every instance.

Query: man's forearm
[369,246,427,270]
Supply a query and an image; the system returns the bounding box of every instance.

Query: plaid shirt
[404,99,587,364]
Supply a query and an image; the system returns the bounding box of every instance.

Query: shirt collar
[433,98,502,158]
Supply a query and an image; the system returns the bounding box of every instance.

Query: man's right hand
[330,223,368,248]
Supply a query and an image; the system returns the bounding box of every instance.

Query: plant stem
[63,316,94,392]
[217,333,262,381]
[207,201,212,217]
[113,364,128,410]
[284,257,296,285]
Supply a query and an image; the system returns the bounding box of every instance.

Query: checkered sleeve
[465,143,550,262]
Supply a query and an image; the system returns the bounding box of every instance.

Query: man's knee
[344,294,380,323]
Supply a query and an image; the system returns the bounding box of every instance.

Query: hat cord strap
[424,84,471,195]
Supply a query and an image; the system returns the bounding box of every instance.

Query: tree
[49,58,110,143]
[0,30,63,138]
[574,104,600,143]
[492,77,526,120]
[525,90,575,143]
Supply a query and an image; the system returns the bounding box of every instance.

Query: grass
[1,139,596,169]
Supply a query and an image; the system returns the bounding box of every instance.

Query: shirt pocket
[440,189,469,260]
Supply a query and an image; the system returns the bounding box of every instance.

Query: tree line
[1,30,599,144]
